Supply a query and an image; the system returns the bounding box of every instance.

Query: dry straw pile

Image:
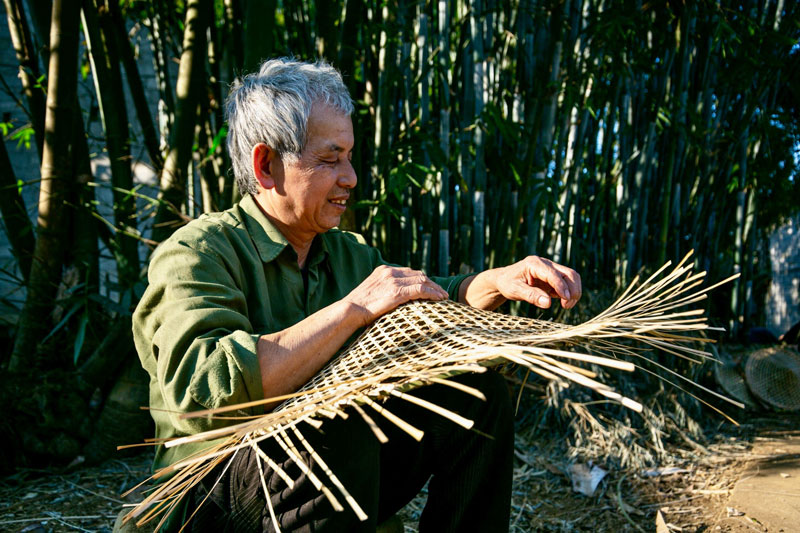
[124,252,738,531]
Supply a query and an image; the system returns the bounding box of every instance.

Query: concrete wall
[767,214,800,336]
[1,4,41,324]
[1,2,161,325]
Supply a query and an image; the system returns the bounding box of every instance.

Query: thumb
[530,287,552,308]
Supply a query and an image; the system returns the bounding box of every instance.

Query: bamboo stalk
[3,0,46,156]
[152,0,210,242]
[82,0,140,285]
[0,140,34,279]
[8,0,81,371]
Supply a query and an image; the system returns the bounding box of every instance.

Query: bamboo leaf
[41,303,82,344]
[73,312,89,365]
[207,124,227,157]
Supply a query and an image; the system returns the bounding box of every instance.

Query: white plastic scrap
[568,463,608,497]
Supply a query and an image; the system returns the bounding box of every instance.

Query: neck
[252,194,314,268]
[293,240,312,269]
[271,218,315,268]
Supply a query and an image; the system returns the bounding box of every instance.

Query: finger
[429,281,449,299]
[530,257,580,306]
[377,265,419,280]
[550,267,581,309]
[553,264,582,301]
[530,286,552,309]
[507,280,552,308]
[395,274,448,298]
[534,261,572,302]
[399,282,447,302]
[389,272,445,293]
[421,279,448,299]
[394,267,426,279]
[411,281,448,300]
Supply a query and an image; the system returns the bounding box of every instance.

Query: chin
[319,218,342,231]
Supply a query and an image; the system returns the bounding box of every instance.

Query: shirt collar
[239,194,330,267]
[239,194,290,263]
[311,231,332,270]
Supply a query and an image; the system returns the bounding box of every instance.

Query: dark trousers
[188,371,514,532]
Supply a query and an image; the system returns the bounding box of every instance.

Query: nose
[338,158,357,189]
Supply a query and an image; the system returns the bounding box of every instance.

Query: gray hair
[225,58,354,196]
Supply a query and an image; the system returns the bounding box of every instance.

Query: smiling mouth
[329,198,348,206]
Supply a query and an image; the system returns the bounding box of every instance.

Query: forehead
[306,103,354,151]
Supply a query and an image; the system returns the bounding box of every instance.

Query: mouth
[328,197,348,207]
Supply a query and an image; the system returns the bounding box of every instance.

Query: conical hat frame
[121,251,740,531]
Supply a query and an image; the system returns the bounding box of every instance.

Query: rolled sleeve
[136,240,264,435]
[186,330,262,412]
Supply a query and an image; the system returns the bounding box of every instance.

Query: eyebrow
[325,143,346,153]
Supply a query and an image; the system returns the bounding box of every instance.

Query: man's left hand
[493,256,581,309]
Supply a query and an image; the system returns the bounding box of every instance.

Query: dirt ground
[395,413,799,533]
[0,453,149,532]
[1,413,798,533]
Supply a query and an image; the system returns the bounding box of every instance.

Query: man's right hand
[343,265,449,327]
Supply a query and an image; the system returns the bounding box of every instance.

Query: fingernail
[537,296,549,307]
[564,289,571,300]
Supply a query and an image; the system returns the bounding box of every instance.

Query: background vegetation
[1,0,798,470]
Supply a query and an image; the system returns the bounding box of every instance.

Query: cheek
[306,185,333,211]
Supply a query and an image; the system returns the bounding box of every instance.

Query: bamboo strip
[274,429,343,512]
[246,435,295,489]
[290,426,368,521]
[389,390,475,429]
[361,395,425,441]
[254,442,281,532]
[427,377,487,400]
[350,402,389,443]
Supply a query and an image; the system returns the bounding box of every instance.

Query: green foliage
[2,120,36,150]
[2,0,799,370]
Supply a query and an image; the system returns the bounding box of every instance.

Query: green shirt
[132,194,470,472]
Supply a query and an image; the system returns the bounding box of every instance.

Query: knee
[453,370,514,436]
[455,370,512,407]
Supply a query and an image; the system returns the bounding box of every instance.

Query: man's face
[260,103,356,242]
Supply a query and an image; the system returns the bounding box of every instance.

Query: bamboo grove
[1,1,799,380]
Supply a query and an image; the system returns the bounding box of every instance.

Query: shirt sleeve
[430,272,474,302]
[133,237,264,436]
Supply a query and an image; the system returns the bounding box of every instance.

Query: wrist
[340,298,373,329]
[461,269,506,310]
[483,268,507,307]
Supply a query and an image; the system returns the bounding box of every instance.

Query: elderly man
[133,58,581,532]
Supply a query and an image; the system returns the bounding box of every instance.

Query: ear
[252,143,277,189]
